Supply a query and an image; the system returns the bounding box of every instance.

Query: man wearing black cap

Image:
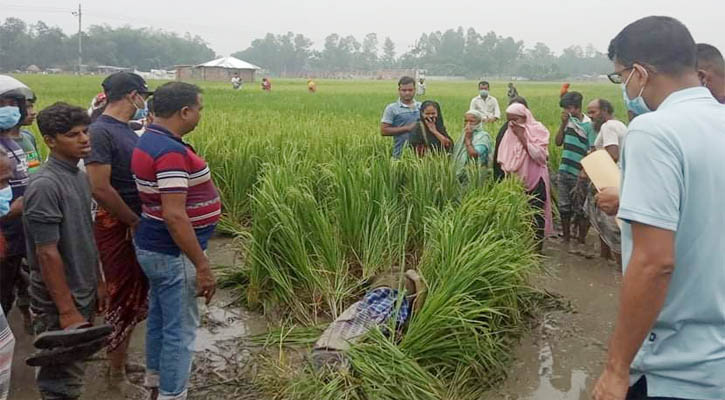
[84,72,150,398]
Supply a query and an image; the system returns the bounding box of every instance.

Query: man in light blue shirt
[380,76,420,159]
[593,16,725,400]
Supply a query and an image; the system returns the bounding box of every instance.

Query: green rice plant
[398,180,538,386]
[395,152,471,247]
[246,155,350,324]
[327,153,406,279]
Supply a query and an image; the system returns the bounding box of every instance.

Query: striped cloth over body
[559,116,596,177]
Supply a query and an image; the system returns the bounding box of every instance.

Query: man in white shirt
[586,98,628,163]
[416,78,426,96]
[231,73,242,90]
[586,98,627,264]
[469,81,500,123]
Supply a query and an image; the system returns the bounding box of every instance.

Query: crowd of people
[380,42,725,266]
[382,16,725,400]
[0,14,723,400]
[0,72,219,400]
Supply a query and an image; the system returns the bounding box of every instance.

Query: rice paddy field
[17,75,626,399]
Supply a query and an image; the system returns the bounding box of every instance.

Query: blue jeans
[135,248,199,400]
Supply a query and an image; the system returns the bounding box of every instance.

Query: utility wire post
[72,3,82,74]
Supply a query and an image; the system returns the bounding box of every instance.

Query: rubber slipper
[26,335,108,367]
[33,322,112,349]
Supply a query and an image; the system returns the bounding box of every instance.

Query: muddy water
[485,240,622,400]
[7,236,265,400]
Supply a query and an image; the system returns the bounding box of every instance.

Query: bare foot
[107,368,149,399]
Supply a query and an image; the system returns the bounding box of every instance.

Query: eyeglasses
[607,67,634,84]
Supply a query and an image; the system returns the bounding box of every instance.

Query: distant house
[94,65,132,75]
[175,57,261,82]
[26,65,41,74]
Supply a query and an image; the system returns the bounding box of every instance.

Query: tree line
[1,16,611,80]
[234,28,612,80]
[0,17,216,72]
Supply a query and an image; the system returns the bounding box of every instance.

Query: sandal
[34,322,112,350]
[27,336,108,367]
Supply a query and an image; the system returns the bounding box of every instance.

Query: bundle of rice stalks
[263,179,540,399]
[246,156,350,324]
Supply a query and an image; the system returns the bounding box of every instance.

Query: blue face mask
[479,90,489,98]
[621,68,652,115]
[0,106,21,130]
[132,104,148,121]
[0,185,12,217]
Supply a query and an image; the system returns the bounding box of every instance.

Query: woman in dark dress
[408,100,452,156]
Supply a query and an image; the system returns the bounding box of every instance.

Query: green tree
[382,37,396,68]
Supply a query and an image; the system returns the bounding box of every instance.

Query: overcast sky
[4,0,724,60]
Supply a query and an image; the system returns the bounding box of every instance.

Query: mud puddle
[485,239,622,400]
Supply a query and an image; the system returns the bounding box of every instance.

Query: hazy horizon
[3,0,724,60]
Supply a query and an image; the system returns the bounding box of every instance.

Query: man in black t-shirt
[84,72,151,397]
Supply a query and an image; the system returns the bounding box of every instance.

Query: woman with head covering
[497,103,553,250]
[408,100,452,156]
[493,96,529,181]
[452,109,491,176]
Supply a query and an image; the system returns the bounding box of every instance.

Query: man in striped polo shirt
[131,82,219,400]
[555,91,596,244]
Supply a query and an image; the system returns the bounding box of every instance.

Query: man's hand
[404,122,417,132]
[467,147,479,159]
[196,263,217,305]
[59,309,87,329]
[561,111,571,125]
[596,187,620,216]
[592,365,630,400]
[97,279,109,314]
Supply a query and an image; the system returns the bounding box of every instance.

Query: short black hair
[151,82,202,119]
[598,99,615,115]
[508,96,528,108]
[696,43,725,75]
[478,81,489,87]
[608,16,696,75]
[560,91,583,109]
[37,102,91,138]
[398,76,415,87]
[146,97,155,115]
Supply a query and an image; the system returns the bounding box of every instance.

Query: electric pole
[72,4,82,74]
